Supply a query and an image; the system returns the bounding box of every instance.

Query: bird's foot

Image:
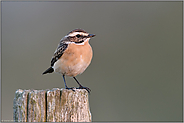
[76,86,91,93]
[65,87,75,92]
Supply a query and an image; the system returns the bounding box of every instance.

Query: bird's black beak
[88,34,96,38]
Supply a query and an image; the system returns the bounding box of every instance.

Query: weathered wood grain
[47,88,61,122]
[13,89,30,122]
[27,90,46,122]
[13,88,91,122]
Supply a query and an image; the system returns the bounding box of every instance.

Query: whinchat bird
[42,29,95,93]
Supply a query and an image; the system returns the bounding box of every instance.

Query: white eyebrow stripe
[68,32,88,37]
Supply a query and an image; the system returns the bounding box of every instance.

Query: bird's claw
[65,87,75,92]
[77,86,91,93]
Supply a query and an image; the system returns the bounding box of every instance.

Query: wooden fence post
[13,88,91,122]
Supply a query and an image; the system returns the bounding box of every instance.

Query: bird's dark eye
[76,34,81,38]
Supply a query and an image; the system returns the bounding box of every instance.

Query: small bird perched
[42,29,95,93]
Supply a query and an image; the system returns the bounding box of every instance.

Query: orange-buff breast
[53,41,93,77]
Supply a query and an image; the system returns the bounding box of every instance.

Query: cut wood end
[15,89,24,93]
[61,88,89,93]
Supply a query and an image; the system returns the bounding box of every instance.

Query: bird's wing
[51,42,68,66]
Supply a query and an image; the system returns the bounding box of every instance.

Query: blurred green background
[2,1,182,122]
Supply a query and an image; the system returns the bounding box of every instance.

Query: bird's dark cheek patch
[75,40,84,44]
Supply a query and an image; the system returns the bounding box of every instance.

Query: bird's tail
[42,67,54,75]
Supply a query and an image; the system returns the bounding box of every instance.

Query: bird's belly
[53,57,90,77]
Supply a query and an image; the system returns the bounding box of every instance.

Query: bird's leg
[62,75,75,91]
[73,77,91,93]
